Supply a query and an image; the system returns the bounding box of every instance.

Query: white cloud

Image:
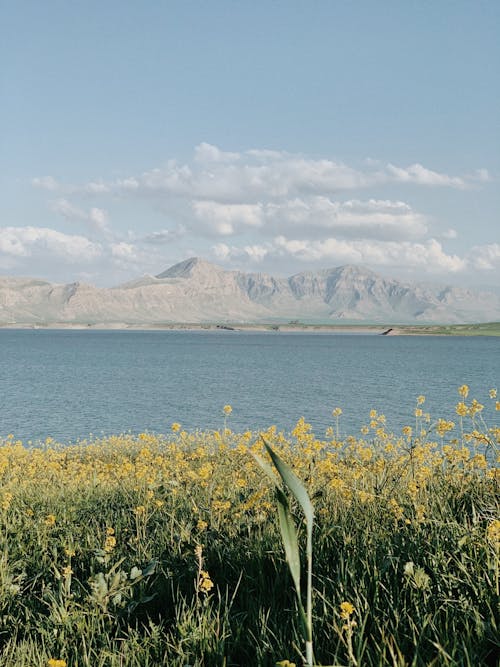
[194,142,241,163]
[265,197,428,239]
[44,144,481,204]
[190,196,427,240]
[270,236,467,273]
[0,226,102,262]
[110,242,136,258]
[385,163,467,188]
[192,201,264,235]
[140,226,186,244]
[469,243,500,270]
[32,176,61,191]
[51,198,109,232]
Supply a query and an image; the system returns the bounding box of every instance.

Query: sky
[1,1,499,288]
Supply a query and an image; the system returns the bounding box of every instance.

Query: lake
[0,329,498,444]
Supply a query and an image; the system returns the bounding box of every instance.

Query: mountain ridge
[0,258,499,325]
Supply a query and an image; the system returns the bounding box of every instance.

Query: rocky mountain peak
[156,257,222,280]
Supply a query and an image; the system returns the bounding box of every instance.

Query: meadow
[0,388,498,667]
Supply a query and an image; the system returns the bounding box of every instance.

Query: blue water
[0,329,498,443]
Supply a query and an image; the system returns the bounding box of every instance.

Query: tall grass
[0,387,498,666]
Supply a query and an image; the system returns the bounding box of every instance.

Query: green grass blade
[262,438,314,526]
[276,487,301,597]
[249,449,281,488]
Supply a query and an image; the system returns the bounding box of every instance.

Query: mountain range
[0,257,499,325]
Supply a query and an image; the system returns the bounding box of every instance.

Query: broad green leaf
[262,438,314,527]
[249,449,281,488]
[276,487,301,596]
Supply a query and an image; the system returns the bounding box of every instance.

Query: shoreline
[0,321,499,335]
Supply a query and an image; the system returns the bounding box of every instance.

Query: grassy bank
[0,389,498,666]
[388,322,500,336]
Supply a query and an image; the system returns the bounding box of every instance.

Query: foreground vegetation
[0,389,498,666]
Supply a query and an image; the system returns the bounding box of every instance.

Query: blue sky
[1,1,499,288]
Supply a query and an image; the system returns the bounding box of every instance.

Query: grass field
[391,322,500,336]
[0,389,498,666]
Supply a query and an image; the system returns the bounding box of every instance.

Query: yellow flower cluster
[0,385,496,570]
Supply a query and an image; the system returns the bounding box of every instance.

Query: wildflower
[44,514,56,527]
[456,402,468,417]
[489,388,497,399]
[196,519,208,531]
[1,492,13,510]
[133,505,146,515]
[486,519,500,548]
[276,661,296,667]
[62,566,73,577]
[458,384,469,398]
[340,601,356,619]
[104,534,116,553]
[212,499,231,512]
[198,569,214,593]
[417,395,426,405]
[414,408,423,418]
[47,660,67,667]
[171,422,181,433]
[332,407,342,417]
[223,405,232,415]
[469,399,484,416]
[402,426,412,438]
[436,419,455,437]
[389,498,404,521]
[64,547,75,557]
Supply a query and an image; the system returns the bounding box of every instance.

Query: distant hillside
[1,258,499,325]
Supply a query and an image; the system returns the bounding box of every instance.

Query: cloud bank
[7,144,496,285]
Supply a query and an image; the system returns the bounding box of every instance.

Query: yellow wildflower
[458,384,469,398]
[1,492,13,510]
[456,402,468,417]
[486,519,500,548]
[469,399,484,415]
[489,388,497,399]
[171,422,181,432]
[416,395,426,405]
[44,514,56,527]
[198,569,214,593]
[332,407,342,417]
[223,405,232,415]
[196,519,208,531]
[104,534,116,553]
[436,419,455,437]
[47,660,67,667]
[340,601,356,619]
